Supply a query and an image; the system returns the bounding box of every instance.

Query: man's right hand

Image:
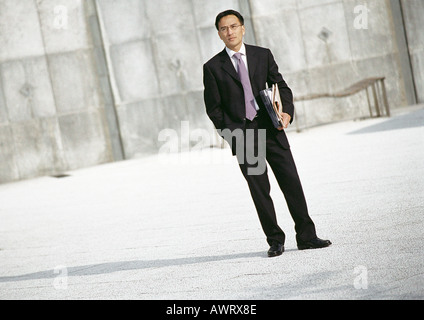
[277,112,291,130]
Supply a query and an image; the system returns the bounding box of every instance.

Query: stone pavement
[0,105,423,300]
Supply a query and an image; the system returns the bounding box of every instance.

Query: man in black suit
[203,10,331,257]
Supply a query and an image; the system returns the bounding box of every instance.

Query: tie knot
[233,52,242,60]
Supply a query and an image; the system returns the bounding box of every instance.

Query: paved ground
[0,105,423,300]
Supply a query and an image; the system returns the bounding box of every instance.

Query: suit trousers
[237,115,317,246]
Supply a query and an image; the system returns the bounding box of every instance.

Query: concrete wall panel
[144,0,194,36]
[0,125,19,182]
[58,111,109,170]
[11,119,57,179]
[197,27,226,63]
[253,10,306,72]
[0,80,7,124]
[184,91,214,130]
[409,53,424,103]
[192,0,240,29]
[0,60,32,122]
[24,57,57,118]
[40,116,67,173]
[284,70,310,99]
[298,2,351,68]
[250,0,297,15]
[401,0,424,49]
[154,32,203,95]
[401,0,424,102]
[116,99,164,158]
[297,0,339,9]
[37,0,91,54]
[343,0,394,60]
[49,50,101,114]
[0,0,45,62]
[0,57,55,122]
[97,0,150,44]
[109,40,159,103]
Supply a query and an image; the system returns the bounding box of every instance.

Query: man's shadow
[0,250,295,283]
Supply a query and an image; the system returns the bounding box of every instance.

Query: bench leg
[380,79,391,117]
[372,83,381,117]
[365,87,373,117]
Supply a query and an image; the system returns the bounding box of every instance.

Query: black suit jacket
[203,44,294,152]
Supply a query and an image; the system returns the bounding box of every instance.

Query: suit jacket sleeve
[203,63,225,130]
[266,49,295,123]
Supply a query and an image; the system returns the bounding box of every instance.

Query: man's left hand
[277,113,291,130]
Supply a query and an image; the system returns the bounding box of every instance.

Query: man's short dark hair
[215,10,244,30]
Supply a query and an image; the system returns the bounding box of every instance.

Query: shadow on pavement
[0,251,267,283]
[348,108,424,135]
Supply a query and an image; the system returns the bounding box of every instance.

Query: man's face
[218,15,245,51]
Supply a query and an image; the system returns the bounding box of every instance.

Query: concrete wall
[0,0,114,183]
[0,0,421,184]
[401,0,424,103]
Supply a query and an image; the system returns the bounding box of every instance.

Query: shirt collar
[225,43,246,59]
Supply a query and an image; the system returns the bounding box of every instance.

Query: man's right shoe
[297,237,332,250]
[267,242,284,257]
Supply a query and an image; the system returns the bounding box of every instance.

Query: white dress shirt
[225,43,260,111]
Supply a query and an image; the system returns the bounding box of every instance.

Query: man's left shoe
[297,237,332,250]
[267,242,284,257]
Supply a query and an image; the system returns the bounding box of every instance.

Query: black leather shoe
[267,243,284,257]
[297,237,332,250]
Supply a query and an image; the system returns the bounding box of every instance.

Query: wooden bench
[293,77,391,128]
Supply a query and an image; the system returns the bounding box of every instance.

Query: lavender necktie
[233,52,257,121]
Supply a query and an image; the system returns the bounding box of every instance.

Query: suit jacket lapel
[245,44,258,85]
[219,49,240,83]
